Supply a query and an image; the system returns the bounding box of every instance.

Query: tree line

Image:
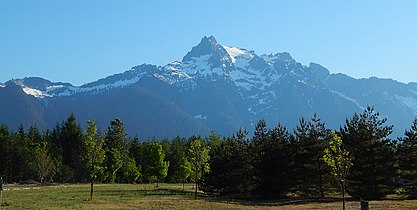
[1,106,417,200]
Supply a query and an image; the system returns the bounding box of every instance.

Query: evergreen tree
[398,118,417,198]
[104,118,133,183]
[105,118,128,154]
[255,123,294,198]
[340,106,397,199]
[293,115,331,197]
[0,125,9,179]
[202,131,254,196]
[61,114,83,182]
[103,147,122,183]
[128,136,142,180]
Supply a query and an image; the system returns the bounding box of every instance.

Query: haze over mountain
[1,36,416,138]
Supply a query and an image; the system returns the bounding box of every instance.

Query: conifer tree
[398,118,417,198]
[340,106,397,199]
[293,115,331,197]
[61,113,83,182]
[202,130,253,196]
[0,125,9,179]
[255,123,293,197]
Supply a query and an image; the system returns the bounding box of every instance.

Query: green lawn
[2,183,417,209]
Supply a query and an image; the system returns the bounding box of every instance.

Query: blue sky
[1,0,416,85]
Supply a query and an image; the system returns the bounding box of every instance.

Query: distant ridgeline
[1,36,417,138]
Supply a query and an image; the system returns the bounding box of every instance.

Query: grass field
[1,183,417,209]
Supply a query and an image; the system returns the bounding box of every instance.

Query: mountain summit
[1,36,416,138]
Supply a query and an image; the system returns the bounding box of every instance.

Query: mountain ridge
[1,36,416,138]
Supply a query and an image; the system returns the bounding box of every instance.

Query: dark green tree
[398,118,417,198]
[61,114,83,182]
[293,115,331,197]
[202,128,254,196]
[0,125,10,179]
[255,123,294,198]
[104,118,134,183]
[340,106,397,199]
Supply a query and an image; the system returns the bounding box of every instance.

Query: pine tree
[255,123,294,198]
[104,118,134,183]
[61,113,83,182]
[201,129,254,196]
[398,118,417,198]
[293,115,331,197]
[340,106,397,199]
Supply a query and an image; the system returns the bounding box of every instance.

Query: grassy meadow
[1,183,417,209]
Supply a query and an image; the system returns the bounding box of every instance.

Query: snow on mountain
[224,46,249,63]
[22,86,52,98]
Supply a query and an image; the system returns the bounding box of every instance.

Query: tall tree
[255,123,294,198]
[398,118,417,198]
[61,114,83,182]
[104,118,131,183]
[340,106,397,199]
[323,132,352,210]
[188,137,210,199]
[293,115,331,197]
[81,120,105,200]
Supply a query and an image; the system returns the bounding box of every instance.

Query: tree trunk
[342,182,345,210]
[194,171,198,199]
[90,180,94,200]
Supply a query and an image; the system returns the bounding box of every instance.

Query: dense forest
[1,105,417,200]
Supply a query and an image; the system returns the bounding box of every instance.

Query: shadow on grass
[97,187,357,207]
[200,195,361,207]
[98,188,195,197]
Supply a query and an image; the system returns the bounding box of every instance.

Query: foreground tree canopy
[0,105,415,200]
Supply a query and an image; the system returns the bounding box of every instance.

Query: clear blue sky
[1,0,417,85]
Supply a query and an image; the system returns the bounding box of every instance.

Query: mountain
[1,36,416,138]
